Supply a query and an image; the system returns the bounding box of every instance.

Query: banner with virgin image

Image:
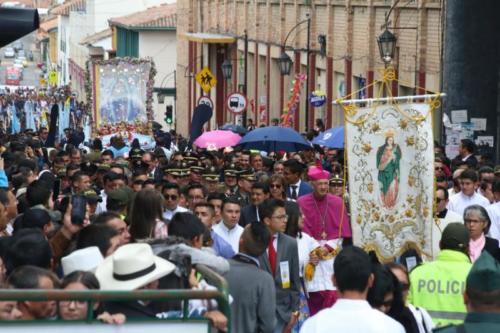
[345,102,434,261]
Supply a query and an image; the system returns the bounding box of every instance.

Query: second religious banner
[346,102,434,261]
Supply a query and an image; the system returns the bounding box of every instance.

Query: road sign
[39,79,47,86]
[195,67,217,93]
[48,71,58,86]
[197,96,214,109]
[226,92,247,114]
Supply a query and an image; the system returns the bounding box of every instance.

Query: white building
[108,3,177,129]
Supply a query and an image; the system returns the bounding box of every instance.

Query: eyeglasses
[188,195,204,200]
[270,184,282,189]
[164,195,178,200]
[272,214,288,220]
[436,198,445,203]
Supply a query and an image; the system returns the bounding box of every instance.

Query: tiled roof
[108,3,176,29]
[49,0,85,16]
[80,28,112,45]
[39,17,58,32]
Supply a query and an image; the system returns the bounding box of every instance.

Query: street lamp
[221,59,232,80]
[377,29,397,65]
[277,52,293,75]
[279,14,311,130]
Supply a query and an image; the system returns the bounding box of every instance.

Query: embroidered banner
[346,102,434,261]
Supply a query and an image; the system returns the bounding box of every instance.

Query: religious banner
[345,102,435,261]
[86,57,156,141]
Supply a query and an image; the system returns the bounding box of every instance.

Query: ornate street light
[221,59,232,80]
[278,52,293,76]
[377,29,397,64]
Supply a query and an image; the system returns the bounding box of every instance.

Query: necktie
[291,185,298,199]
[268,235,277,276]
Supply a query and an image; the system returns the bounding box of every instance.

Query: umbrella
[220,123,248,135]
[193,130,241,150]
[237,126,312,152]
[312,126,344,148]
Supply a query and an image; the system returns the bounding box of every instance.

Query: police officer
[436,251,500,333]
[408,223,472,328]
[202,166,221,194]
[235,168,255,207]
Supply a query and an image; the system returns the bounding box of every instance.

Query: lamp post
[377,29,397,66]
[278,14,311,131]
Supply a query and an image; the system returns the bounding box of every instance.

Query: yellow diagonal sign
[195,67,217,93]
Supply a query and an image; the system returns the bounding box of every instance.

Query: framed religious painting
[86,57,156,148]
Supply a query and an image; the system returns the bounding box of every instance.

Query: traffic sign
[309,90,326,107]
[226,92,247,114]
[39,79,47,86]
[195,67,217,93]
[197,96,214,109]
[48,71,58,86]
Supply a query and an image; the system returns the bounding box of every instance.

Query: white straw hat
[61,246,104,276]
[95,243,175,290]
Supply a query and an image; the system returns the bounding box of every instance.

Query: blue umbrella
[237,126,312,152]
[220,123,248,135]
[312,126,344,148]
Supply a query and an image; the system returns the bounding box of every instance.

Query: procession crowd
[0,115,498,333]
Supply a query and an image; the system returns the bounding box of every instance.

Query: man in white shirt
[300,246,404,333]
[213,197,243,253]
[161,182,188,221]
[95,172,126,215]
[447,169,490,216]
[486,180,500,242]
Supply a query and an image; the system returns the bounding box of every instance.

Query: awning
[181,32,235,44]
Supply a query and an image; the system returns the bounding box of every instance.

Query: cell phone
[71,195,87,225]
[52,178,60,202]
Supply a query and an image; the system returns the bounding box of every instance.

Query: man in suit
[451,139,478,171]
[225,222,276,333]
[258,198,300,333]
[283,159,312,199]
[239,182,270,227]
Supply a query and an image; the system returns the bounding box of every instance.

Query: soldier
[202,166,221,194]
[223,163,239,196]
[190,161,204,183]
[235,168,256,208]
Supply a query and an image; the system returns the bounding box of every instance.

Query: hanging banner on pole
[345,102,434,261]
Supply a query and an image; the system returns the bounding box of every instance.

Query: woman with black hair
[368,264,420,333]
[387,263,434,333]
[58,270,125,324]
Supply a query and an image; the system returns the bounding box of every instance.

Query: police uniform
[435,252,500,333]
[408,223,472,328]
[222,163,239,196]
[234,168,255,207]
[203,166,223,194]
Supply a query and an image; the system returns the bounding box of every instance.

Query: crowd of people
[0,86,90,143]
[0,116,498,333]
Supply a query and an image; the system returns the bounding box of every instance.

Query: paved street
[0,31,41,89]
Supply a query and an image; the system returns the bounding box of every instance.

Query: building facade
[176,0,443,136]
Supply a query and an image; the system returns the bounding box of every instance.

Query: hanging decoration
[281,73,307,127]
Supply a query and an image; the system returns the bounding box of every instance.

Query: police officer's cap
[440,223,470,251]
